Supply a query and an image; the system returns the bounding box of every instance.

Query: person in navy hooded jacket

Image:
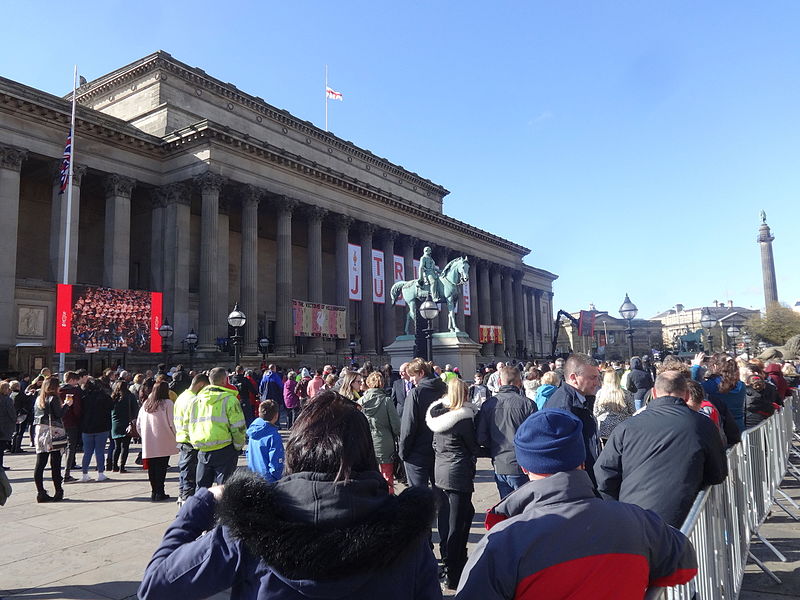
[246,400,284,483]
[138,390,442,600]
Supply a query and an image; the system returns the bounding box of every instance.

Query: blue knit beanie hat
[514,409,586,474]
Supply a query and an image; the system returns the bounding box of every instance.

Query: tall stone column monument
[757,210,779,308]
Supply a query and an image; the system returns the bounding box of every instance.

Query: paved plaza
[1,441,798,600]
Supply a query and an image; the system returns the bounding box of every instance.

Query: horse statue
[390,256,470,335]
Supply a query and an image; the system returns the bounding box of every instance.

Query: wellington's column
[381,230,398,347]
[478,260,493,356]
[501,268,516,358]
[307,206,328,354]
[534,290,544,356]
[466,256,480,343]
[490,264,504,357]
[196,172,226,350]
[218,199,231,338]
[0,146,27,349]
[149,190,166,292]
[103,174,135,290]
[275,197,298,355]
[334,214,353,353]
[162,184,191,339]
[512,272,526,358]
[359,222,377,355]
[49,164,86,284]
[757,213,779,308]
[240,186,261,355]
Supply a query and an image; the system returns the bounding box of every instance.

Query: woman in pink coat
[137,381,178,501]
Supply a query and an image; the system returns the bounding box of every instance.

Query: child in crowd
[245,400,284,483]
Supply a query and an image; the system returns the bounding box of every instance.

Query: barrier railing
[646,393,797,600]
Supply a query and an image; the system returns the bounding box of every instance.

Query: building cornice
[71,51,449,199]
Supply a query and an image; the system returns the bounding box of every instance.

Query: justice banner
[292,300,347,339]
[478,325,504,344]
[462,280,472,316]
[348,243,361,300]
[372,249,385,304]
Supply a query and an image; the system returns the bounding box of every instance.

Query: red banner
[150,292,163,353]
[479,325,504,344]
[55,284,73,353]
[578,310,596,337]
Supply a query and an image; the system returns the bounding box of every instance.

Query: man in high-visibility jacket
[189,367,247,489]
[174,372,209,503]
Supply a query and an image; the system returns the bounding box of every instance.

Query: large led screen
[55,284,163,353]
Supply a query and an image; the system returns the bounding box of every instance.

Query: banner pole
[325,64,328,132]
[59,65,78,374]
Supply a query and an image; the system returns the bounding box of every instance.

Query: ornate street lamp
[618,293,638,359]
[699,308,717,353]
[227,304,247,367]
[742,333,752,360]
[419,299,441,363]
[158,318,174,366]
[349,340,357,365]
[258,336,270,364]
[185,328,198,372]
[726,325,740,356]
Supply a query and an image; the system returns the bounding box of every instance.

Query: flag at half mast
[326,86,343,101]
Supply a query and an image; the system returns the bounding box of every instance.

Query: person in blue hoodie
[532,370,560,411]
[138,390,441,600]
[246,400,284,483]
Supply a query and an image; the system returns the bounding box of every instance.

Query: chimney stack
[713,300,719,307]
[728,300,733,308]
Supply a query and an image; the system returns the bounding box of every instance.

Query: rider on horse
[418,246,442,302]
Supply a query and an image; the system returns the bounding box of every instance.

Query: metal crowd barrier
[646,393,798,600]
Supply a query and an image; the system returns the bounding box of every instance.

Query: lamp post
[349,340,357,366]
[185,329,198,372]
[699,308,717,353]
[419,299,441,363]
[726,325,740,356]
[158,318,174,367]
[227,303,247,367]
[742,334,752,360]
[618,293,638,359]
[258,336,269,364]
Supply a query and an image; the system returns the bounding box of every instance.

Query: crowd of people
[0,350,797,599]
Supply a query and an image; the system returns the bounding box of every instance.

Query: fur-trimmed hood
[216,469,435,591]
[425,398,477,433]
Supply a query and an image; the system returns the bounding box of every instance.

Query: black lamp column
[618,293,638,359]
[228,304,247,367]
[419,299,441,363]
[185,329,198,372]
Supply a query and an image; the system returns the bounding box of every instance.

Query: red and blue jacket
[456,470,697,599]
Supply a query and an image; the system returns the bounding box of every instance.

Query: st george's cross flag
[58,131,72,194]
[326,86,343,101]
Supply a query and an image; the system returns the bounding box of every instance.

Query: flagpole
[325,64,328,132]
[59,65,78,374]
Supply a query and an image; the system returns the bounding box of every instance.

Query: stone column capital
[398,233,416,249]
[71,164,87,187]
[0,145,27,171]
[500,265,513,277]
[512,269,524,283]
[358,221,377,237]
[274,196,299,215]
[194,171,226,193]
[304,205,329,222]
[380,229,399,243]
[104,174,135,199]
[332,213,354,231]
[533,288,543,298]
[242,184,264,208]
[164,182,192,206]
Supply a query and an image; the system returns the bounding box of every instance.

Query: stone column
[501,268,516,358]
[534,289,543,356]
[49,164,86,284]
[275,197,298,355]
[240,186,261,355]
[306,205,328,355]
[381,229,398,348]
[359,222,377,355]
[543,292,553,351]
[196,172,226,350]
[0,146,27,349]
[513,272,526,359]
[490,265,504,357]
[434,245,449,332]
[162,184,191,340]
[334,214,353,352]
[149,190,166,292]
[478,259,493,357]
[466,256,480,344]
[524,288,535,357]
[218,199,231,341]
[454,252,467,333]
[399,234,416,336]
[103,175,135,290]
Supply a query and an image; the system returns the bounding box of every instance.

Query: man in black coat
[543,353,602,485]
[390,362,413,417]
[594,370,728,528]
[476,366,536,499]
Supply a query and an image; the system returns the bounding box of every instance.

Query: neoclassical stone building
[0,52,557,372]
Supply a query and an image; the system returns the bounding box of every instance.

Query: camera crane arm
[551,310,580,358]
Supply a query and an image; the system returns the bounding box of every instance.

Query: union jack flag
[58,131,72,194]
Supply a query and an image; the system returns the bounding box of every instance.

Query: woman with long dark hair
[80,378,114,482]
[110,380,138,473]
[702,354,747,433]
[33,376,66,502]
[137,381,177,501]
[139,390,440,600]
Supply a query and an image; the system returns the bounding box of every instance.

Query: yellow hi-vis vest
[173,388,196,444]
[187,385,246,452]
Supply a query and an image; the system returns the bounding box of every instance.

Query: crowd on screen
[0,351,797,599]
[70,286,152,352]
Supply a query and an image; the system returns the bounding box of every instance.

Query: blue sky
[2,1,798,318]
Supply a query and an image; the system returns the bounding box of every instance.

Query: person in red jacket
[456,409,697,599]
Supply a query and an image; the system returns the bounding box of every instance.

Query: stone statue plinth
[384,332,483,376]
